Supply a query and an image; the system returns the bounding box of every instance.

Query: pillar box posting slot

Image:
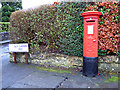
[81,11,102,77]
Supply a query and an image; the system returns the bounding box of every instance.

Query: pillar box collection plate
[81,11,102,77]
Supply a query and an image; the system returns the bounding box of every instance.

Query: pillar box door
[84,17,98,57]
[81,11,102,77]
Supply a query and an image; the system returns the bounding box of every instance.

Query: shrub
[0,22,10,32]
[85,2,119,55]
[9,2,119,56]
[1,2,22,22]
[55,2,87,56]
[9,5,59,53]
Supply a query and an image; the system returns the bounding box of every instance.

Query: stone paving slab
[98,82,118,88]
[9,82,42,88]
[1,53,67,88]
[59,74,98,88]
[11,71,65,88]
[2,63,37,88]
[59,73,118,88]
[2,55,37,88]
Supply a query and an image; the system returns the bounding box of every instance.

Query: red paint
[13,52,17,63]
[25,52,28,64]
[52,2,59,6]
[54,2,59,5]
[81,11,102,57]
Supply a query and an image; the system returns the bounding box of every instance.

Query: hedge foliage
[0,22,10,32]
[10,5,58,53]
[10,2,86,56]
[55,2,87,56]
[85,2,119,55]
[9,2,119,56]
[1,2,22,22]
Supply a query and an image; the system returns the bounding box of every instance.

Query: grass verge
[35,66,72,73]
[104,76,120,83]
[27,65,72,73]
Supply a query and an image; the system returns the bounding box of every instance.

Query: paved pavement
[0,43,119,89]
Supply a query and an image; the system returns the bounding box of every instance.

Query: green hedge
[9,2,119,56]
[55,2,87,56]
[0,22,10,32]
[10,3,87,56]
[9,5,59,53]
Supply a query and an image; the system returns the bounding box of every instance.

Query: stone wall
[10,52,83,68]
[98,56,119,72]
[9,52,119,72]
[0,32,9,41]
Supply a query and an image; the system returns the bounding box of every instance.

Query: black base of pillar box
[83,56,98,77]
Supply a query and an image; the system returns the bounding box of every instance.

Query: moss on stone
[17,63,24,66]
[104,76,119,83]
[35,66,71,73]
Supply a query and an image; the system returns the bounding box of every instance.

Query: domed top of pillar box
[81,11,102,17]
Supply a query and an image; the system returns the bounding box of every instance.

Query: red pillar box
[81,11,102,77]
